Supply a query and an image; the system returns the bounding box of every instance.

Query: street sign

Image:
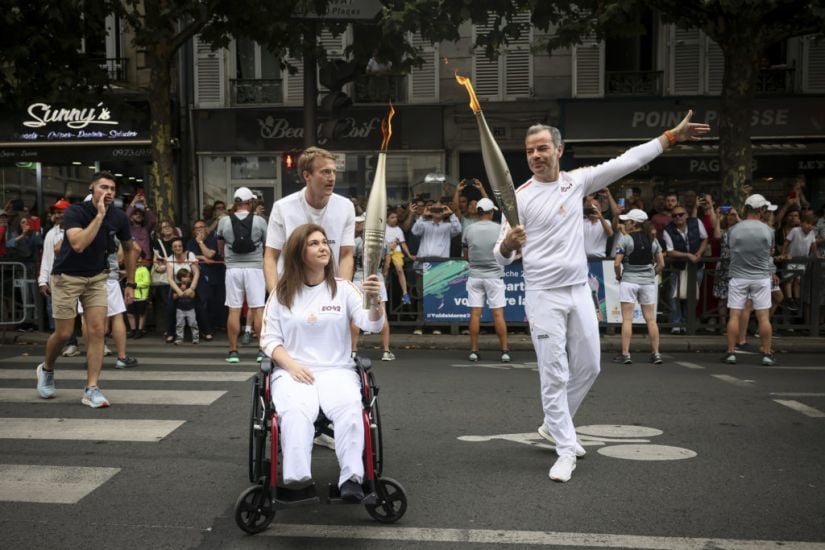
[294,0,383,20]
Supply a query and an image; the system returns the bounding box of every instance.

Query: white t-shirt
[266,190,355,275]
[582,218,610,258]
[38,225,65,286]
[411,216,461,259]
[786,226,816,258]
[495,138,663,291]
[384,225,405,250]
[260,278,384,371]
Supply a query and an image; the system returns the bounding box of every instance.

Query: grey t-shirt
[728,219,776,279]
[463,220,504,279]
[216,212,268,269]
[615,232,661,284]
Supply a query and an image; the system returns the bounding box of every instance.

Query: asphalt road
[1,341,823,549]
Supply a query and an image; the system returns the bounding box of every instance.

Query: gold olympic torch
[362,104,395,307]
[455,73,519,227]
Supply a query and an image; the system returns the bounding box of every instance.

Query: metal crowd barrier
[0,262,31,326]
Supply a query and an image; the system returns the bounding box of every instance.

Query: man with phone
[125,190,156,259]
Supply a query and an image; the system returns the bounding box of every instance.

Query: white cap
[84,194,92,202]
[354,215,366,223]
[233,187,255,202]
[476,198,498,212]
[744,193,777,211]
[618,209,648,223]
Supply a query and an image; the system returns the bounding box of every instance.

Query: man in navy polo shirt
[36,172,137,408]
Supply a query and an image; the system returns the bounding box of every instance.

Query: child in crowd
[173,268,199,344]
[780,211,819,310]
[383,211,415,305]
[127,250,151,338]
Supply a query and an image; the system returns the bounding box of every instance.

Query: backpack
[229,214,257,254]
[627,232,653,266]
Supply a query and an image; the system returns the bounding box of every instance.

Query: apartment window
[473,12,532,100]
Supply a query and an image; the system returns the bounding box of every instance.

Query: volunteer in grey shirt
[462,198,510,362]
[723,194,778,366]
[613,209,665,365]
[217,187,268,364]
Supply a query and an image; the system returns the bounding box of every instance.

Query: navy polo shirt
[53,201,132,276]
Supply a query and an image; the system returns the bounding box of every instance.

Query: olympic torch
[455,73,519,227]
[362,104,395,307]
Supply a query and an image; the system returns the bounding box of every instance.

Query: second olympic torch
[455,74,519,227]
[362,104,395,308]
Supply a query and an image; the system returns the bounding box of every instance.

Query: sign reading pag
[294,0,383,20]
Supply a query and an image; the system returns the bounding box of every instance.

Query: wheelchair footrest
[272,484,321,510]
[326,483,377,505]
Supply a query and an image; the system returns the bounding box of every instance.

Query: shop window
[230,156,278,180]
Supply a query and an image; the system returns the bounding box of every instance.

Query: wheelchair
[234,355,408,534]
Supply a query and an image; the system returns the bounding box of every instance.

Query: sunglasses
[673,212,687,217]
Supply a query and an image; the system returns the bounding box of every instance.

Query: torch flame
[380,102,395,152]
[455,72,481,114]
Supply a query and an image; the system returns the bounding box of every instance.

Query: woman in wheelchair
[259,223,384,503]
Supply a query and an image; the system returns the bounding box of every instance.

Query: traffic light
[319,59,358,140]
[283,152,295,170]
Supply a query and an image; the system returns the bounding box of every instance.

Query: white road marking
[260,523,825,549]
[451,362,537,370]
[0,369,252,382]
[597,444,697,461]
[760,367,825,371]
[675,361,705,370]
[0,464,120,504]
[577,425,663,438]
[0,356,254,367]
[769,392,825,397]
[773,400,825,418]
[712,374,754,388]
[0,418,185,442]
[0,389,225,406]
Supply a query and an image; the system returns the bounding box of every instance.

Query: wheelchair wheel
[235,484,275,534]
[365,477,407,523]
[248,377,266,483]
[369,395,384,477]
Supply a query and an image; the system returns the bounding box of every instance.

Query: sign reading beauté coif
[293,0,383,20]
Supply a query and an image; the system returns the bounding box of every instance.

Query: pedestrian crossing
[0,346,256,505]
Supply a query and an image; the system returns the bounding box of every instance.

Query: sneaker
[313,433,336,450]
[612,354,632,365]
[36,363,56,399]
[500,351,511,363]
[468,351,479,362]
[134,330,144,340]
[192,339,199,345]
[401,293,411,305]
[722,352,737,364]
[549,455,577,482]
[734,343,758,355]
[761,352,776,366]
[226,351,240,364]
[784,299,800,312]
[537,425,586,457]
[650,352,663,365]
[432,329,442,335]
[115,356,138,369]
[413,329,423,335]
[81,386,110,408]
[381,351,395,361]
[174,339,184,345]
[62,345,80,357]
[339,479,365,503]
[240,331,252,345]
[670,327,681,335]
[256,351,265,363]
[103,345,113,357]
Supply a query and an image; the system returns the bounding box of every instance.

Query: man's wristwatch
[125,282,137,289]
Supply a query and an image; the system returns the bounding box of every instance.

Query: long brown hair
[276,223,337,309]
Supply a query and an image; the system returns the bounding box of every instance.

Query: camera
[430,207,444,214]
[583,207,597,216]
[720,205,733,214]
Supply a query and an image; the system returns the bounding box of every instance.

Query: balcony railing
[230,79,284,105]
[605,70,664,96]
[756,67,795,94]
[353,74,407,104]
[91,57,128,82]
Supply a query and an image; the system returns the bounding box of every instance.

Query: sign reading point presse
[294,0,383,20]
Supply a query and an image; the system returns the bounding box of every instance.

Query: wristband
[664,130,677,146]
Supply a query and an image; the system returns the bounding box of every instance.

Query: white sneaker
[313,433,336,450]
[62,345,80,357]
[549,455,576,482]
[381,351,395,361]
[537,424,586,457]
[103,345,113,357]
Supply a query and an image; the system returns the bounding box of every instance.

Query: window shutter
[572,37,604,97]
[504,13,531,98]
[802,36,825,93]
[194,35,225,107]
[705,35,724,94]
[408,32,439,103]
[284,56,304,105]
[473,18,500,98]
[670,26,701,95]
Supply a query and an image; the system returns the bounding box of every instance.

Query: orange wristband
[664,130,677,146]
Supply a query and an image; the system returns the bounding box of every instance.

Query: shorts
[388,250,405,269]
[354,271,388,302]
[619,281,658,305]
[50,272,108,320]
[127,300,149,316]
[78,279,126,317]
[466,277,505,309]
[225,267,266,308]
[727,277,772,311]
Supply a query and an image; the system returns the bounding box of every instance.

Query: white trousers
[525,283,601,457]
[271,367,364,488]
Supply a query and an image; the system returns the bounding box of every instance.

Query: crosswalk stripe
[0,389,226,406]
[773,399,825,418]
[0,464,120,504]
[0,369,252,382]
[0,356,258,367]
[0,418,185,442]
